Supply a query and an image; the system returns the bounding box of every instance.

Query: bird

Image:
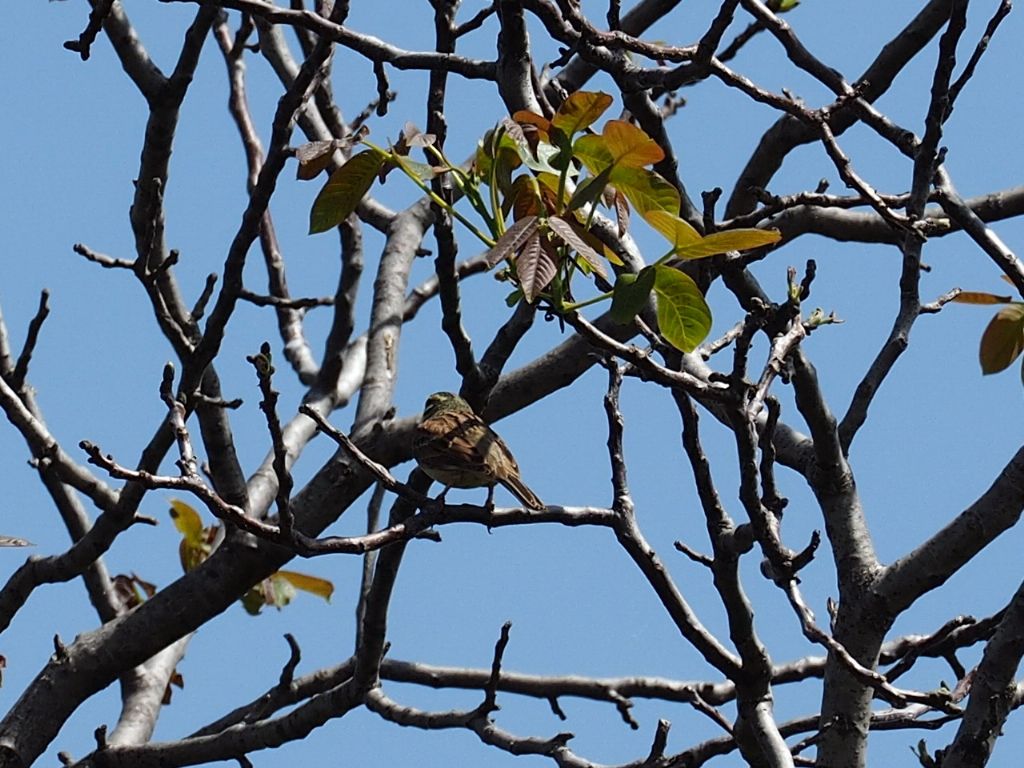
[413,392,545,510]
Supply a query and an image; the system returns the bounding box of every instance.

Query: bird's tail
[501,477,545,511]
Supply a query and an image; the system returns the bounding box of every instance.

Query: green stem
[366,141,494,246]
[561,290,613,312]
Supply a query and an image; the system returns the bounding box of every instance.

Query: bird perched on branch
[413,392,545,510]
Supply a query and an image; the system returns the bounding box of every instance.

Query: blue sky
[3,1,1024,766]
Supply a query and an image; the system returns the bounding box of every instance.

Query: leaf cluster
[170,499,334,615]
[299,92,779,353]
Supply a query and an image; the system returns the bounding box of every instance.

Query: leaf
[296,141,340,181]
[391,153,439,182]
[508,175,545,219]
[241,586,265,615]
[565,165,614,214]
[551,91,613,136]
[309,150,385,234]
[295,128,368,180]
[644,210,702,249]
[979,303,1024,374]
[277,570,335,602]
[516,233,557,302]
[112,573,157,610]
[674,228,782,259]
[241,570,332,614]
[643,212,782,259]
[393,122,435,156]
[162,670,185,706]
[475,132,522,186]
[951,291,1014,305]
[511,110,552,140]
[611,267,656,324]
[613,189,630,237]
[522,141,566,176]
[610,166,680,216]
[547,125,574,171]
[601,120,664,167]
[653,266,712,352]
[502,117,564,175]
[169,499,204,544]
[485,215,539,267]
[569,214,623,266]
[547,216,607,279]
[169,499,216,572]
[573,134,616,175]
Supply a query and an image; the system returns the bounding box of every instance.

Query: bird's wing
[416,413,496,474]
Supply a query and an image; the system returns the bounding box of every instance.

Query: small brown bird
[413,392,545,510]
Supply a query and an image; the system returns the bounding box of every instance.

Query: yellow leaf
[551,91,613,136]
[276,570,335,602]
[951,291,1013,305]
[644,210,702,249]
[602,120,664,167]
[673,228,781,259]
[169,499,204,544]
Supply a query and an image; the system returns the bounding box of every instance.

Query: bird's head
[422,391,473,418]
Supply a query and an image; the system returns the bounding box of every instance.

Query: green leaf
[501,116,564,175]
[309,150,385,234]
[610,166,680,217]
[573,134,616,175]
[391,153,440,182]
[547,125,574,171]
[516,234,557,302]
[241,570,334,615]
[611,267,656,324]
[601,120,664,167]
[653,265,712,352]
[523,141,567,176]
[979,303,1024,374]
[241,586,266,615]
[547,216,607,279]
[565,165,614,214]
[674,227,782,259]
[485,215,539,267]
[551,91,613,136]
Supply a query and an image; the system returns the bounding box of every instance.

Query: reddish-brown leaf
[547,216,607,279]
[516,233,557,302]
[484,216,539,268]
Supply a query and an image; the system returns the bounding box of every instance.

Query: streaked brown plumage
[413,392,545,510]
